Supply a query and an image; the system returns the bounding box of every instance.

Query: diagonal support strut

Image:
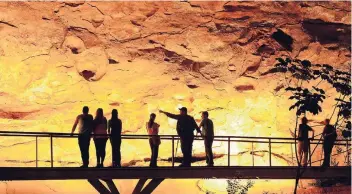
[88,179,120,194]
[140,178,164,194]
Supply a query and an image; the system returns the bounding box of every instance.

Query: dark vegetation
[265,57,351,193]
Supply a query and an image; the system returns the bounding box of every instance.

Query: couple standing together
[71,106,122,168]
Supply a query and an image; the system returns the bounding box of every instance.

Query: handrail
[0,131,350,168]
[0,131,349,143]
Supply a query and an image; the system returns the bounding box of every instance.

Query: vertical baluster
[36,136,38,167]
[309,142,312,166]
[291,143,294,166]
[50,135,53,168]
[269,139,272,167]
[252,142,254,166]
[347,139,350,166]
[228,137,230,166]
[172,136,174,167]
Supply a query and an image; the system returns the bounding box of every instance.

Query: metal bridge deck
[0,166,350,180]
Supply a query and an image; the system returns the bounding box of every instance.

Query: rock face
[0,2,350,194]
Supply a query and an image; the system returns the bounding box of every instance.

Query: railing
[0,131,350,168]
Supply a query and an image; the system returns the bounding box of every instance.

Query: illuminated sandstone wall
[0,1,350,193]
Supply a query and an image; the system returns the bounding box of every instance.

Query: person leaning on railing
[71,106,94,168]
[199,111,214,167]
[322,119,337,168]
[297,117,314,167]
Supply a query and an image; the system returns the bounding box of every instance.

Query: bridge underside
[0,166,349,180]
[0,167,350,194]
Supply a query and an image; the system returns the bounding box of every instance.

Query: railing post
[269,139,272,167]
[50,134,53,168]
[291,143,294,166]
[172,136,174,167]
[347,139,350,166]
[309,142,312,167]
[228,137,230,166]
[251,142,254,166]
[36,136,38,168]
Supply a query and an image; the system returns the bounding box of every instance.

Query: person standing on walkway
[92,108,108,168]
[71,106,93,168]
[297,117,314,167]
[159,107,201,167]
[322,119,337,167]
[146,113,161,167]
[108,109,122,167]
[199,111,214,167]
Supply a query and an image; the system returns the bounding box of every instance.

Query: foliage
[266,56,351,194]
[286,87,325,115]
[267,56,351,120]
[226,179,254,194]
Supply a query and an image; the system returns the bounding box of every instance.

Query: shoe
[207,164,214,167]
[80,165,88,168]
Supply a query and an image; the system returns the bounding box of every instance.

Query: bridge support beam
[132,178,164,194]
[88,179,120,194]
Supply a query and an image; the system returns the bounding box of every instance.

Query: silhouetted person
[322,119,337,167]
[93,108,108,168]
[108,109,122,167]
[160,107,201,167]
[71,106,93,168]
[199,111,214,167]
[297,117,314,167]
[146,113,160,167]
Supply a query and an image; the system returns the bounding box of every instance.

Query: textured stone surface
[0,1,350,193]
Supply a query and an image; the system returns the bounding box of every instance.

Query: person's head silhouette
[324,119,330,125]
[150,113,156,121]
[111,109,118,120]
[83,106,89,114]
[301,117,308,124]
[202,111,209,119]
[179,107,187,115]
[95,108,104,120]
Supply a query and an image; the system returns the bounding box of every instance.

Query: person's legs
[100,138,108,167]
[79,135,90,167]
[323,140,333,167]
[154,144,159,167]
[183,136,194,166]
[117,137,121,167]
[326,140,335,167]
[94,139,101,167]
[206,137,214,166]
[180,137,186,166]
[110,137,116,166]
[297,141,303,165]
[78,136,85,166]
[302,140,310,166]
[149,139,154,167]
[204,139,209,164]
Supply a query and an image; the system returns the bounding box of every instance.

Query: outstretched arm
[159,110,180,120]
[192,117,201,134]
[71,115,79,134]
